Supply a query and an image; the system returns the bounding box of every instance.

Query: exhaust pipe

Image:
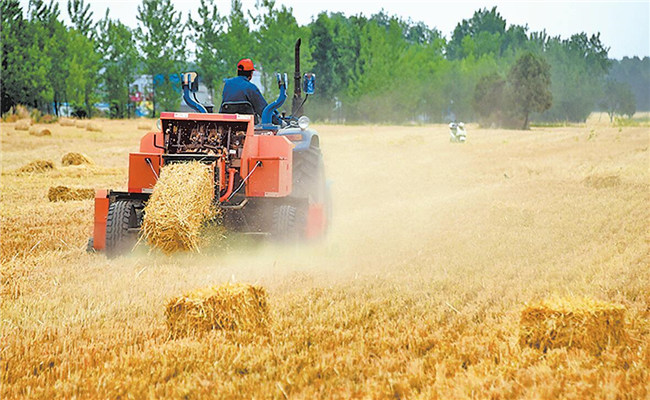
[292,38,303,117]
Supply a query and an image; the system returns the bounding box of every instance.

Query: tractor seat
[220,101,258,123]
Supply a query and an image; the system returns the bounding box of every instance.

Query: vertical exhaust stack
[292,38,303,117]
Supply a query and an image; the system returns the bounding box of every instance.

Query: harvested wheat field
[0,116,648,399]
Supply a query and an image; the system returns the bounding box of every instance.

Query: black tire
[292,146,326,202]
[105,200,140,258]
[271,205,303,241]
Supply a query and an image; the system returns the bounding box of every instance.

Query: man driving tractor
[220,58,269,122]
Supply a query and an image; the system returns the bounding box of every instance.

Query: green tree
[187,0,227,99]
[348,16,406,122]
[98,12,139,118]
[220,0,253,78]
[600,80,636,122]
[67,0,94,38]
[65,30,100,116]
[447,7,506,60]
[609,57,650,111]
[29,0,70,115]
[308,12,363,117]
[136,0,186,116]
[541,33,610,122]
[1,0,51,112]
[508,52,552,129]
[473,72,506,125]
[252,0,309,99]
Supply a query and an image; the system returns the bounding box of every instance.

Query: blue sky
[19,0,650,59]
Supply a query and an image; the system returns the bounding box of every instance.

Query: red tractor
[90,42,329,256]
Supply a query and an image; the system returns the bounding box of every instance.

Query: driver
[220,58,268,121]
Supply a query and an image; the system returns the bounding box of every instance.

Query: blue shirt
[221,76,268,118]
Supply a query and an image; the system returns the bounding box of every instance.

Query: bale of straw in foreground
[61,152,94,166]
[59,118,76,126]
[141,161,216,254]
[519,297,627,353]
[17,160,55,173]
[29,126,52,136]
[166,282,269,337]
[47,186,95,202]
[86,122,103,132]
[14,120,31,131]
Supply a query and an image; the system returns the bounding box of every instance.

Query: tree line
[1,0,647,126]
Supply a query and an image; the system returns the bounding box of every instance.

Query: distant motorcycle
[449,122,467,143]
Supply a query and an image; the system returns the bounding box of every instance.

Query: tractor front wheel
[105,200,141,258]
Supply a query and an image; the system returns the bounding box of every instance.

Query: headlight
[298,116,310,130]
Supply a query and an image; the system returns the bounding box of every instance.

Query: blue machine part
[303,73,315,95]
[181,72,208,113]
[260,73,287,129]
[277,127,319,151]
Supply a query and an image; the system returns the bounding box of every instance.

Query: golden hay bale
[47,186,95,202]
[17,160,55,173]
[583,175,621,189]
[61,152,94,166]
[74,120,87,129]
[519,297,627,354]
[137,120,152,130]
[59,118,76,126]
[141,161,216,254]
[14,120,30,131]
[166,282,269,337]
[86,122,103,132]
[28,126,52,136]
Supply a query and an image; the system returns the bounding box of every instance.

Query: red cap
[237,58,255,72]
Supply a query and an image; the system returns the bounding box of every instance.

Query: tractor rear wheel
[105,199,141,258]
[271,205,304,241]
[291,145,331,237]
[292,146,326,202]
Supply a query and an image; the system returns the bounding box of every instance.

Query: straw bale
[47,186,95,202]
[61,152,94,166]
[59,118,76,126]
[86,122,103,132]
[583,175,621,189]
[166,282,269,337]
[14,120,30,131]
[137,120,152,130]
[519,297,627,353]
[141,161,216,254]
[74,120,87,129]
[17,160,55,173]
[29,126,52,136]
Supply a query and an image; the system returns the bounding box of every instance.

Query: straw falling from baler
[140,161,217,254]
